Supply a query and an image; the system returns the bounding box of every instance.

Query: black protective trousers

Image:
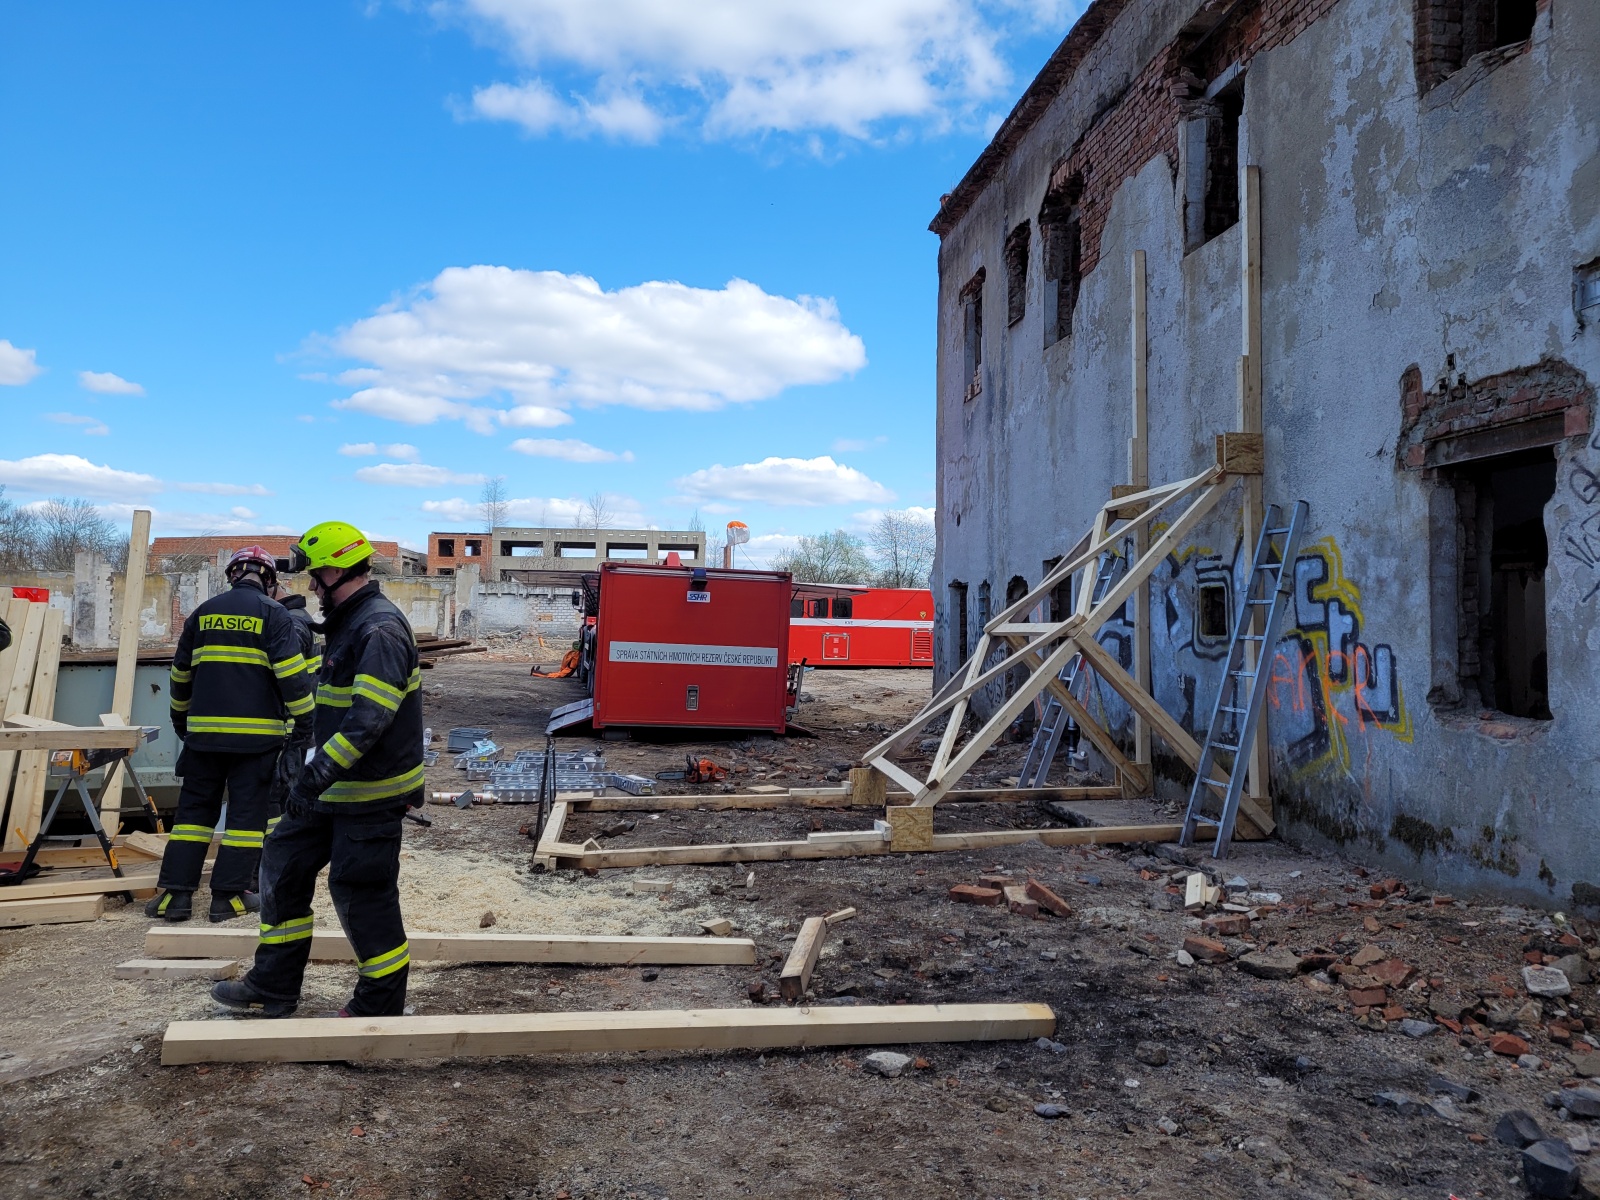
[157,746,278,896]
[245,806,410,1016]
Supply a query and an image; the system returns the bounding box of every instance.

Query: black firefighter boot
[208,891,262,923]
[144,890,193,922]
[211,979,298,1018]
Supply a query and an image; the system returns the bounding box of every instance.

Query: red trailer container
[789,586,934,668]
[579,561,794,733]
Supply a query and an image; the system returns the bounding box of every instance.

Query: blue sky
[0,1,1079,564]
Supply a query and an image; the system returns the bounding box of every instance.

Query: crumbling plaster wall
[933,0,1600,904]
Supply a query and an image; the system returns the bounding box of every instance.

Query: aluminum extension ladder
[1179,500,1308,858]
[1017,550,1123,788]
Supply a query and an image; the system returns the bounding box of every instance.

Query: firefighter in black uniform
[213,521,421,1018]
[146,547,315,924]
[267,580,319,837]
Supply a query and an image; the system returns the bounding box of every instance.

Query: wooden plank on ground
[160,1001,1059,1066]
[0,872,160,901]
[562,835,892,870]
[10,608,64,847]
[779,916,827,1002]
[115,958,240,980]
[0,894,104,927]
[567,785,1125,813]
[146,927,759,966]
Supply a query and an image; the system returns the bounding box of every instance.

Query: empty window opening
[557,542,597,558]
[464,540,481,556]
[502,540,544,557]
[977,581,992,640]
[437,539,455,557]
[1451,448,1556,719]
[1197,582,1231,640]
[1039,175,1083,346]
[949,581,969,665]
[1414,0,1539,92]
[961,270,986,401]
[436,567,454,577]
[833,596,853,620]
[1184,76,1243,251]
[606,543,650,559]
[1004,223,1030,326]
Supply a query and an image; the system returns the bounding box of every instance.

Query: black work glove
[284,785,312,819]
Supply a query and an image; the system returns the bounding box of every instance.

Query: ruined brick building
[931,0,1599,901]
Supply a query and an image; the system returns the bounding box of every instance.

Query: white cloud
[44,413,111,436]
[231,506,257,519]
[338,441,422,461]
[355,463,489,488]
[831,434,888,453]
[852,503,935,528]
[0,453,159,500]
[324,266,864,424]
[674,455,893,507]
[421,492,647,528]
[171,481,273,496]
[0,340,42,386]
[451,0,1079,141]
[147,509,298,537]
[469,80,668,142]
[509,437,634,463]
[79,370,145,396]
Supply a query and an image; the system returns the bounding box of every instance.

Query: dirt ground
[1,659,1595,1199]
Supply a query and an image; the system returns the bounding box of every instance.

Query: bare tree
[867,509,937,588]
[581,491,616,533]
[479,477,510,533]
[0,487,39,572]
[35,497,123,571]
[771,530,873,583]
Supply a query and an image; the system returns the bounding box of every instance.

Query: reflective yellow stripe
[273,654,307,679]
[285,693,315,717]
[407,667,422,695]
[353,673,405,712]
[359,941,410,979]
[220,829,264,848]
[169,824,214,844]
[169,667,192,684]
[170,699,191,712]
[192,646,271,668]
[317,683,353,708]
[307,655,323,674]
[324,733,361,769]
[323,764,426,804]
[259,915,314,944]
[266,815,283,832]
[186,716,288,737]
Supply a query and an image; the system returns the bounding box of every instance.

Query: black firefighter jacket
[169,582,315,753]
[297,581,423,814]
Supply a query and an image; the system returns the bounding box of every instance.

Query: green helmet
[290,520,374,573]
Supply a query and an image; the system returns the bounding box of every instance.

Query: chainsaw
[655,755,728,784]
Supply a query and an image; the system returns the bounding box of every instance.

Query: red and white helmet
[226,545,278,588]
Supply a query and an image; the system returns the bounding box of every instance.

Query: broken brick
[1025,878,1073,918]
[1202,913,1250,938]
[1182,936,1229,964]
[1347,986,1389,1007]
[1491,1033,1531,1057]
[1003,886,1039,918]
[950,884,1003,906]
[1368,960,1416,988]
[979,874,1016,888]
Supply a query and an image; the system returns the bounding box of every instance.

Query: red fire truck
[788,585,934,668]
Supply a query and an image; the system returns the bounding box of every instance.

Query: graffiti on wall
[1560,454,1600,604]
[1266,536,1413,780]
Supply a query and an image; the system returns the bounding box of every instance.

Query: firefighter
[146,547,315,924]
[213,521,421,1018]
[267,580,318,835]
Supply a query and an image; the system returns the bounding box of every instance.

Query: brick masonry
[1397,358,1597,470]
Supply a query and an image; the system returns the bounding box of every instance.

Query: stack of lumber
[417,636,484,667]
[0,597,65,854]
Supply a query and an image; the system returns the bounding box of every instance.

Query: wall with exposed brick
[933,0,1600,905]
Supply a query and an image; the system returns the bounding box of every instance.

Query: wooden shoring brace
[898,472,1232,809]
[779,915,827,1002]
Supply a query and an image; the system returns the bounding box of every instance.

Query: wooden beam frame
[779,916,827,1002]
[102,509,151,829]
[160,1002,1059,1066]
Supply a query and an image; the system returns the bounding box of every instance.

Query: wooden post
[1238,167,1269,815]
[102,509,152,829]
[1129,250,1151,772]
